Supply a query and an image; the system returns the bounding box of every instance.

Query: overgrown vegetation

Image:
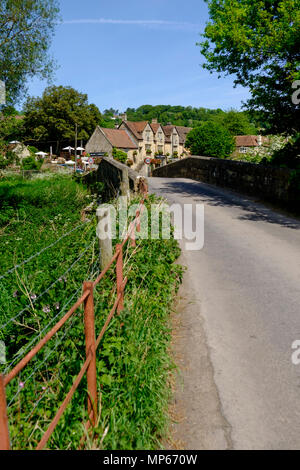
[185,121,235,158]
[0,175,182,450]
[112,147,128,164]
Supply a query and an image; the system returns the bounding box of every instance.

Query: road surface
[148,177,300,450]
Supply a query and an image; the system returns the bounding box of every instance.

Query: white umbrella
[10,141,20,144]
[35,151,48,157]
[65,160,75,165]
[76,147,85,151]
[63,146,74,151]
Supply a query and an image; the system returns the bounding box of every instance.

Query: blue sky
[26,0,250,113]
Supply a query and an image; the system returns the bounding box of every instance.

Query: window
[239,147,248,153]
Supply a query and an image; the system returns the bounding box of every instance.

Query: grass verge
[0,176,183,450]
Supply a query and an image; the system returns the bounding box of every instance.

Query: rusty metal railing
[0,183,148,450]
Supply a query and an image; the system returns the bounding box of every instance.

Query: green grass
[0,177,182,450]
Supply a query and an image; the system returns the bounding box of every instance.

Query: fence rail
[0,181,148,450]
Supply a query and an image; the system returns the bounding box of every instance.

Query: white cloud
[63,18,201,30]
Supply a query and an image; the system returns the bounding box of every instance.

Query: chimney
[121,113,127,122]
[257,135,262,146]
[152,118,158,124]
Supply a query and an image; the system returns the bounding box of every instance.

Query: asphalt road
[148,177,300,450]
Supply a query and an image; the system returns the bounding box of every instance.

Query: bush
[21,156,43,171]
[112,147,127,164]
[28,146,39,157]
[185,122,235,159]
[0,155,8,169]
[270,134,300,170]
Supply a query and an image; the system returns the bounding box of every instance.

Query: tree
[185,122,235,158]
[0,115,24,143]
[271,134,300,169]
[23,86,102,152]
[0,0,60,103]
[215,110,257,135]
[198,0,300,135]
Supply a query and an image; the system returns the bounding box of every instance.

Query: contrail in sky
[63,18,201,29]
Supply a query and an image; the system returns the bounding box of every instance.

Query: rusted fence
[0,182,148,450]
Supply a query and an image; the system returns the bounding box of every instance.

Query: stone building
[233,135,269,158]
[86,119,192,174]
[85,126,137,160]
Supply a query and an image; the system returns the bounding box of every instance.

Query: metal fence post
[136,209,141,233]
[116,245,124,314]
[0,374,10,450]
[130,223,136,248]
[83,282,97,426]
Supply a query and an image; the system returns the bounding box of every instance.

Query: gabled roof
[235,135,269,147]
[121,121,149,141]
[175,126,192,144]
[150,122,160,134]
[162,125,178,143]
[100,127,137,149]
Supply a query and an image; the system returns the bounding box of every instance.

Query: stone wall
[152,156,299,212]
[83,157,147,201]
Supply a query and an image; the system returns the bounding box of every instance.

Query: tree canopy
[214,110,257,136]
[185,122,235,158]
[0,0,60,103]
[126,104,224,127]
[124,104,257,132]
[198,0,300,135]
[22,86,102,152]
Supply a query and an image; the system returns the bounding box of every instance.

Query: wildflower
[42,386,46,391]
[19,382,24,389]
[54,302,60,310]
[42,305,50,313]
[30,294,37,300]
[13,290,19,298]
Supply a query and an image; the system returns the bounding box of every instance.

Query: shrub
[270,134,300,169]
[21,156,43,171]
[185,122,235,159]
[0,156,8,169]
[112,147,127,164]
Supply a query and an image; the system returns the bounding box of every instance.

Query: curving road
[149,177,300,450]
